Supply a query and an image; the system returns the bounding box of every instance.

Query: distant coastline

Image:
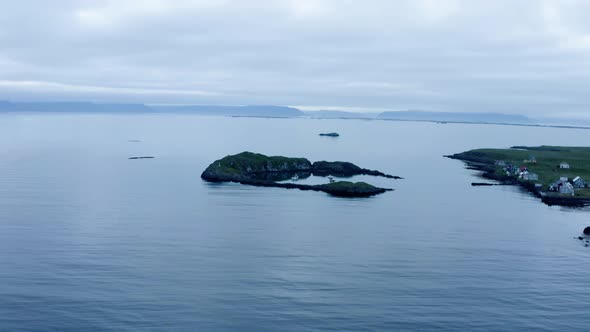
[2,100,590,130]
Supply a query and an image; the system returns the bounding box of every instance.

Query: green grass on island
[451,146,590,198]
[216,152,310,172]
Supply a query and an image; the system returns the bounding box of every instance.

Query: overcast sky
[1,0,589,115]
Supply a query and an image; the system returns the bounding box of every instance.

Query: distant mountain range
[7,100,590,127]
[151,105,303,117]
[0,101,152,113]
[0,101,304,117]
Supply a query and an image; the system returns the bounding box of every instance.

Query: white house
[559,182,575,195]
[559,162,570,169]
[549,178,572,193]
[573,176,586,188]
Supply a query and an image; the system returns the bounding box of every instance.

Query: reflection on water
[253,171,312,182]
[0,113,590,331]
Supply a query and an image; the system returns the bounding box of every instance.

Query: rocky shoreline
[446,153,590,207]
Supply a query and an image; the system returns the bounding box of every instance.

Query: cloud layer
[1,0,590,115]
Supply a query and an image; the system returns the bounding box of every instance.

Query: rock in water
[317,181,388,197]
[583,227,590,235]
[311,161,400,179]
[129,156,155,159]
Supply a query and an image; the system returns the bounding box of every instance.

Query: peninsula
[201,152,400,197]
[446,146,590,207]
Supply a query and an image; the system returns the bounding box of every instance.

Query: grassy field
[452,146,590,198]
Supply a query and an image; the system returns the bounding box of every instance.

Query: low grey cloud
[1,0,590,115]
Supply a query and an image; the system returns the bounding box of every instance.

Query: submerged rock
[584,227,590,235]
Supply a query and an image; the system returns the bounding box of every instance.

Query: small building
[549,178,566,191]
[522,172,539,181]
[573,176,586,188]
[559,182,575,195]
[560,176,568,182]
[559,162,570,169]
[548,178,575,195]
[503,163,519,176]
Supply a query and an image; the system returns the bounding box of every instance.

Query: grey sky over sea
[1,0,590,116]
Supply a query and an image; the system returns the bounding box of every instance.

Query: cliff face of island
[446,146,590,207]
[201,152,399,197]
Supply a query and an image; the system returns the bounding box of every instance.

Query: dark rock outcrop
[317,181,389,197]
[233,179,390,197]
[584,227,590,235]
[311,161,401,179]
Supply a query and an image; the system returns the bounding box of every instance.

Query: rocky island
[319,132,340,137]
[201,152,400,197]
[129,156,155,159]
[446,146,590,207]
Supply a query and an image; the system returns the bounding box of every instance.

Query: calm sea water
[1,113,590,331]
